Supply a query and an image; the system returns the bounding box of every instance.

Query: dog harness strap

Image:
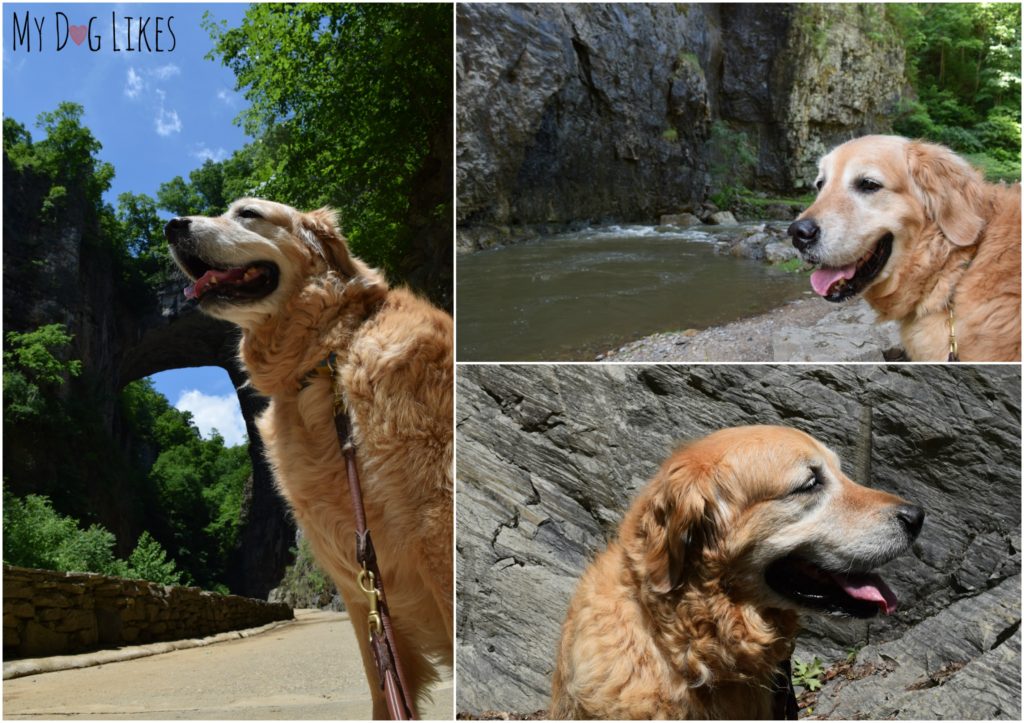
[327,356,417,720]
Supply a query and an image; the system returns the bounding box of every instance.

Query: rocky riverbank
[601,295,902,362]
[591,218,903,363]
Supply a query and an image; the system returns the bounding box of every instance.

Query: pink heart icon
[69,25,87,46]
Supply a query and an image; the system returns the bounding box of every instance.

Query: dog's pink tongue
[184,267,246,300]
[831,571,899,615]
[810,264,857,296]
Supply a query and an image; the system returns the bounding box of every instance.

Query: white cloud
[175,390,247,447]
[154,89,182,136]
[151,64,181,80]
[191,145,229,163]
[155,107,182,136]
[125,67,143,98]
[216,88,238,106]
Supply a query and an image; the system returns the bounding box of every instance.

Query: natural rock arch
[118,287,295,600]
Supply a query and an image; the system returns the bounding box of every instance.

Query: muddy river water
[457,224,812,361]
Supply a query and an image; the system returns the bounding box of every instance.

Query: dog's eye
[237,208,263,220]
[814,179,824,192]
[856,178,882,193]
[795,468,824,493]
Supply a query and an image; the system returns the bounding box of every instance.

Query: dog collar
[311,352,338,378]
[300,352,340,393]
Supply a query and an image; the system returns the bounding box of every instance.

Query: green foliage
[776,257,808,273]
[3,489,182,584]
[114,192,174,282]
[3,324,81,424]
[4,324,82,388]
[707,121,757,209]
[889,3,1021,169]
[120,380,250,589]
[276,537,336,607]
[126,531,184,585]
[29,103,114,217]
[200,3,452,290]
[961,152,1021,183]
[792,656,825,692]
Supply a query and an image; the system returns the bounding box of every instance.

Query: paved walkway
[3,610,452,719]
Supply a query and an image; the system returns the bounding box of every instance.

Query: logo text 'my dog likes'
[11,11,176,52]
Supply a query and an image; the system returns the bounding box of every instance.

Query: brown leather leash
[772,658,799,720]
[314,353,417,719]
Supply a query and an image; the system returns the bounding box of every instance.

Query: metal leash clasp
[357,566,384,638]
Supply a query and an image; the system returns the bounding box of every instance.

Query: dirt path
[3,610,452,720]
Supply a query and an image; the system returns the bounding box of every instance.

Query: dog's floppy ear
[629,454,719,594]
[906,140,986,247]
[300,207,360,277]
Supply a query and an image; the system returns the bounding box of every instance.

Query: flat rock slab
[807,576,1021,720]
[605,296,900,362]
[3,610,453,720]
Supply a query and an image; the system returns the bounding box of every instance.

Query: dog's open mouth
[810,233,893,302]
[177,254,279,302]
[765,554,898,618]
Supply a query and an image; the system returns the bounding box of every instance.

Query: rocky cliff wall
[456,3,905,248]
[3,565,293,660]
[455,365,1020,717]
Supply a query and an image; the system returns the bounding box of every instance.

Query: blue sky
[4,2,253,444]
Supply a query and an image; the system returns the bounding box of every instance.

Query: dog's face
[631,426,923,619]
[164,198,358,328]
[787,135,985,302]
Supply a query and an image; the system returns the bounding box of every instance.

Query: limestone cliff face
[456,365,1021,716]
[456,3,905,248]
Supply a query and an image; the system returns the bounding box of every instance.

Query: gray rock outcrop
[457,4,905,248]
[456,365,1021,717]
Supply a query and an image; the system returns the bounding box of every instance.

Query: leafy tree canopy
[889,3,1021,175]
[194,3,451,288]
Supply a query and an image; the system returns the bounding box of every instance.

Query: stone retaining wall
[3,565,294,659]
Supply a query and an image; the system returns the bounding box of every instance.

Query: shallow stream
[457,224,812,361]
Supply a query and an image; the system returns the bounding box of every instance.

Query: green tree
[31,103,115,218]
[201,3,452,304]
[126,532,184,585]
[115,191,175,286]
[890,3,1021,169]
[3,488,185,584]
[3,324,82,423]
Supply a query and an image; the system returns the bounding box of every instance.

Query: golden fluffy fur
[550,426,923,720]
[793,135,1020,361]
[167,198,452,718]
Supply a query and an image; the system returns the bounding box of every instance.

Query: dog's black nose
[895,504,925,540]
[164,217,190,243]
[787,218,820,252]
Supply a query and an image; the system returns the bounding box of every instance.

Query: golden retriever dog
[787,135,1020,361]
[550,426,923,720]
[165,198,452,718]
